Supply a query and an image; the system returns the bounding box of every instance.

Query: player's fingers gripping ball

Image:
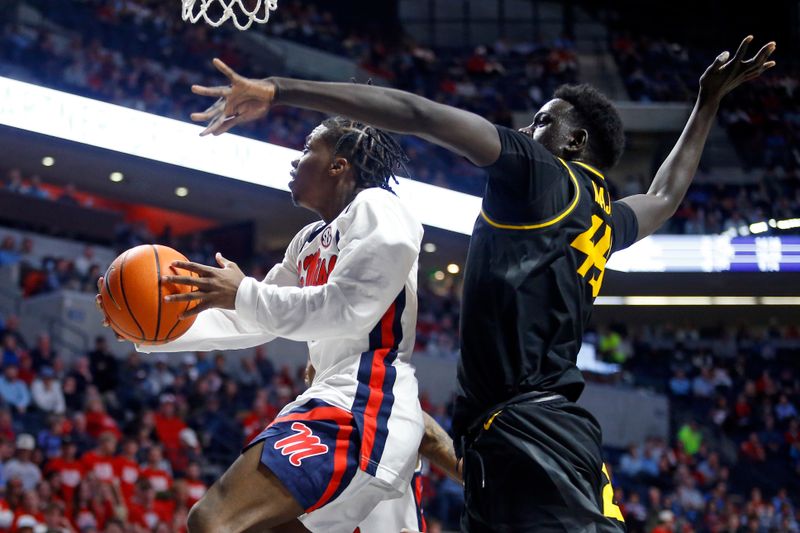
[99,244,199,344]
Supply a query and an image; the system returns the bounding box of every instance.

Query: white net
[181,0,278,31]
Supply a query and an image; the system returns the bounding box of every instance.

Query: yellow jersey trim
[480,158,580,230]
[573,161,605,180]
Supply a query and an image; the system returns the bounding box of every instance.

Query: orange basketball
[100,244,199,345]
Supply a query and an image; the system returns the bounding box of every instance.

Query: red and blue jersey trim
[412,468,426,531]
[352,289,406,476]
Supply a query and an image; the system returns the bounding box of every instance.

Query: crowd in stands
[0,166,229,298]
[0,307,296,532]
[610,32,800,234]
[0,304,469,532]
[2,292,799,532]
[1,0,580,195]
[610,32,800,173]
[0,232,102,298]
[596,322,800,532]
[4,3,799,232]
[616,168,800,236]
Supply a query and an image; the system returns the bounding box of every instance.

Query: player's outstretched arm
[190,59,501,166]
[619,36,776,240]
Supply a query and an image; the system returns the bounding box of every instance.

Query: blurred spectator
[114,438,141,505]
[1,316,28,350]
[88,336,118,394]
[1,334,22,367]
[4,433,41,491]
[668,369,691,398]
[676,420,703,456]
[44,439,83,505]
[36,413,66,458]
[29,333,57,371]
[68,356,93,407]
[57,183,80,205]
[775,393,798,423]
[0,409,16,442]
[81,431,118,484]
[0,365,31,414]
[139,445,173,494]
[184,461,207,508]
[127,477,172,530]
[85,396,122,440]
[31,366,66,414]
[153,394,186,457]
[22,175,51,200]
[740,432,767,462]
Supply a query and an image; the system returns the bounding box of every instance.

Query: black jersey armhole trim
[480,158,581,231]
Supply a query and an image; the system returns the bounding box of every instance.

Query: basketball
[100,244,198,345]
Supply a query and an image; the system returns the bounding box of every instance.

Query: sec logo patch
[321,227,333,248]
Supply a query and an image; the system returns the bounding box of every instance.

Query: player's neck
[316,186,364,223]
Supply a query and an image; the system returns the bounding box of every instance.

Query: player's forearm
[268,77,501,165]
[419,411,461,483]
[135,308,275,353]
[269,77,431,136]
[643,98,720,226]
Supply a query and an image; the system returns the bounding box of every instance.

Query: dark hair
[553,84,625,169]
[319,116,409,192]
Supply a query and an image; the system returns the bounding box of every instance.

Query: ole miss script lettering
[299,250,338,287]
[274,422,329,466]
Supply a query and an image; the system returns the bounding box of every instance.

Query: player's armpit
[617,193,674,242]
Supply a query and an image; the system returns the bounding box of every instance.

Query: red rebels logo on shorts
[274,422,329,466]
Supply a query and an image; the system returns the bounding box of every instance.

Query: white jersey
[141,188,425,491]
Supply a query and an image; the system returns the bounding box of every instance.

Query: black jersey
[453,125,639,440]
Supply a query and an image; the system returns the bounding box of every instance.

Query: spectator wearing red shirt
[44,440,83,512]
[41,502,76,533]
[183,462,207,509]
[17,353,36,387]
[70,478,116,532]
[85,397,121,440]
[171,428,202,477]
[113,439,140,505]
[80,431,118,484]
[140,445,173,495]
[0,498,12,531]
[0,409,15,442]
[786,418,800,446]
[740,432,767,462]
[11,491,45,532]
[154,394,186,460]
[127,478,174,530]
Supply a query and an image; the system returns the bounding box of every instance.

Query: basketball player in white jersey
[98,117,458,532]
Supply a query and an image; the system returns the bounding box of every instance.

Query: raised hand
[190,58,277,136]
[162,252,246,318]
[699,35,776,104]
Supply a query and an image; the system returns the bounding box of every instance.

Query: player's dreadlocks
[320,116,410,193]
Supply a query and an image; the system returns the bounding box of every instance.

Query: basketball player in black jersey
[190,35,775,532]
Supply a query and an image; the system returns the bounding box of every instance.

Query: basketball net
[181,0,278,30]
